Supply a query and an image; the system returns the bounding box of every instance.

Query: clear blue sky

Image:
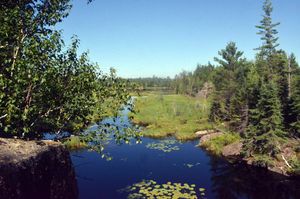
[57,0,300,78]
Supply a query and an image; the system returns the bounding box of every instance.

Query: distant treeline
[128,63,215,96]
[128,77,173,90]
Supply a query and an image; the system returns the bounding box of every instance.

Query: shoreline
[136,122,299,177]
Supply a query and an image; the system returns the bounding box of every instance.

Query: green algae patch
[120,180,207,199]
[146,139,181,153]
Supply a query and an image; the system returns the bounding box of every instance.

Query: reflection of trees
[209,155,300,199]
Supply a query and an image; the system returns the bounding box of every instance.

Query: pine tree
[213,42,245,120]
[244,81,285,157]
[256,0,280,58]
[214,42,244,71]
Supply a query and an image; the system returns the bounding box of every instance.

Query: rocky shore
[0,138,78,199]
[196,131,299,177]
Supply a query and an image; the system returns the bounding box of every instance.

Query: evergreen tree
[213,42,246,123]
[244,81,285,157]
[256,0,280,58]
[209,101,223,123]
[214,42,244,71]
[289,77,300,138]
[289,53,300,95]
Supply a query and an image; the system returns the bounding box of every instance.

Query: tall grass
[131,94,213,140]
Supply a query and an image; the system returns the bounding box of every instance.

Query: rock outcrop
[0,138,78,199]
[194,130,215,138]
[199,132,224,143]
[196,82,214,99]
[221,141,243,157]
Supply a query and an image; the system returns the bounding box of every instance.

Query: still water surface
[71,109,300,199]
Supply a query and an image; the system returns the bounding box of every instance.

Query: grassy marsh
[131,94,213,141]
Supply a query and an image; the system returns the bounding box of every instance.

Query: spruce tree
[244,81,285,157]
[256,0,280,59]
[269,51,290,126]
[290,53,300,94]
[289,77,300,138]
[209,101,223,123]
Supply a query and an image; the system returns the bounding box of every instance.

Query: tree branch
[0,114,7,120]
[281,154,292,169]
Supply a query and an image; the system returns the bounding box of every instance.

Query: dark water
[71,108,300,199]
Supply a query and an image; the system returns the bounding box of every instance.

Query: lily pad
[146,139,181,153]
[119,180,206,199]
[199,188,206,192]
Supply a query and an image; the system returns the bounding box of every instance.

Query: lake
[70,108,300,199]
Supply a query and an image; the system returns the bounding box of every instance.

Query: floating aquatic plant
[119,180,207,199]
[146,139,181,153]
[184,162,201,168]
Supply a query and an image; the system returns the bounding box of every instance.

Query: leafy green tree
[0,0,71,137]
[255,0,280,59]
[0,0,137,141]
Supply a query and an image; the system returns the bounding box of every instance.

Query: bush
[252,155,274,168]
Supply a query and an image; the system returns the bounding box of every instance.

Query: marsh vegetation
[131,94,212,141]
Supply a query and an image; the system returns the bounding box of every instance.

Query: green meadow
[131,94,213,141]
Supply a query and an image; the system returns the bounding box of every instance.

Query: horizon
[58,0,300,78]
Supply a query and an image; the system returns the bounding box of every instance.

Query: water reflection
[209,155,300,199]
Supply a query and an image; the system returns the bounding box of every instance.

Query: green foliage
[64,136,88,150]
[129,76,173,91]
[212,42,251,131]
[244,81,285,157]
[252,155,274,168]
[289,156,300,175]
[174,64,215,96]
[200,133,241,155]
[209,101,223,122]
[289,76,300,138]
[0,0,135,140]
[214,42,244,71]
